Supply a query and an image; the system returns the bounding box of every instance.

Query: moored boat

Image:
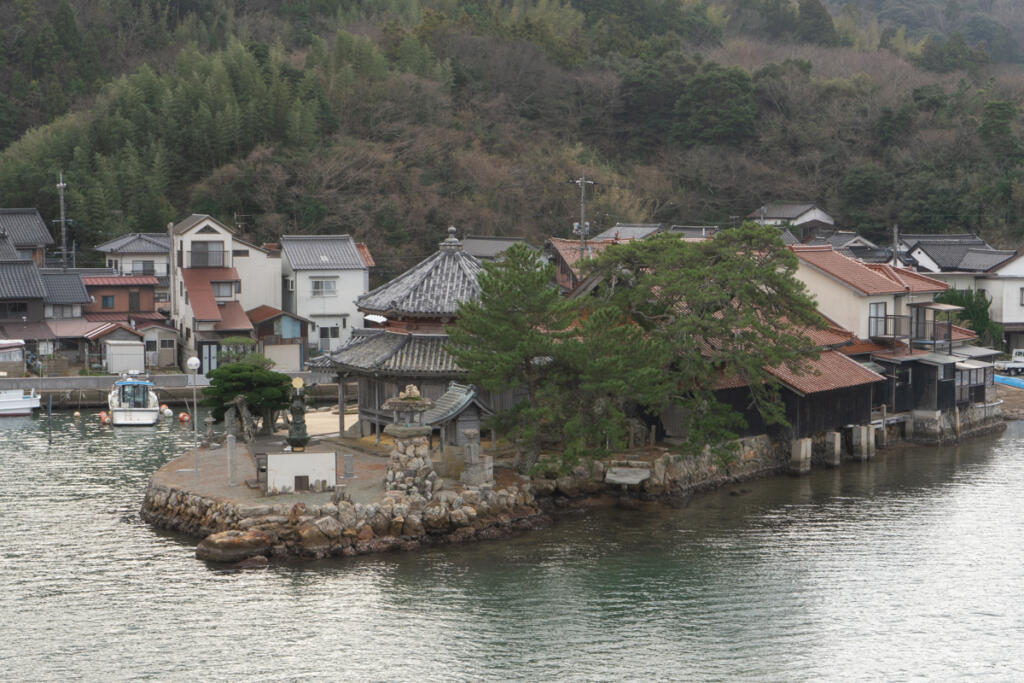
[0,388,40,416]
[108,377,160,426]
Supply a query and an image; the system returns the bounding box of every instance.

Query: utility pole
[56,173,68,271]
[569,176,595,257]
[892,223,899,266]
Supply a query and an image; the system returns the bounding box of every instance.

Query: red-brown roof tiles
[547,237,623,276]
[82,275,159,287]
[768,350,884,395]
[214,301,254,332]
[181,267,240,321]
[356,242,375,268]
[792,246,947,295]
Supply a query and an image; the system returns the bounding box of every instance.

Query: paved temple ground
[154,412,390,505]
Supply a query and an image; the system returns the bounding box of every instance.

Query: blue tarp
[994,374,1024,389]
[115,380,154,387]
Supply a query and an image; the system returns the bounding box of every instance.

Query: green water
[2,412,1023,681]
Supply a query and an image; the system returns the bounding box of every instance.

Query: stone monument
[382,385,439,496]
[286,376,310,451]
[459,428,494,486]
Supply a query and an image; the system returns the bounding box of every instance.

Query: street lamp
[186,356,201,489]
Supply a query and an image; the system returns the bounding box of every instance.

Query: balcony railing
[869,314,910,340]
[910,319,952,344]
[187,251,224,268]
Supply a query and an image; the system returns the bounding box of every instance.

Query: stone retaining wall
[141,480,550,562]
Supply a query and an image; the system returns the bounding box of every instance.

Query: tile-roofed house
[668,225,718,239]
[462,235,535,262]
[0,231,23,261]
[40,272,89,321]
[0,209,54,264]
[280,234,372,352]
[791,245,949,348]
[246,304,313,371]
[94,232,171,254]
[802,230,878,250]
[0,261,46,301]
[544,237,621,292]
[80,273,161,325]
[747,201,834,227]
[93,232,172,309]
[957,248,1015,272]
[357,227,481,322]
[591,223,663,241]
[907,238,994,272]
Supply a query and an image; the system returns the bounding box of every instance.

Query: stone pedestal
[460,429,493,486]
[383,424,437,496]
[850,424,875,461]
[789,437,812,475]
[822,431,841,468]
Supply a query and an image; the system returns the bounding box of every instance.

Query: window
[0,302,28,318]
[232,249,249,257]
[190,241,224,267]
[102,295,115,309]
[160,339,175,349]
[48,304,76,319]
[342,317,347,328]
[868,302,887,336]
[16,249,31,261]
[154,292,169,302]
[132,260,155,275]
[145,340,157,352]
[107,258,119,270]
[319,326,340,339]
[311,279,337,297]
[211,281,234,297]
[1019,287,1024,306]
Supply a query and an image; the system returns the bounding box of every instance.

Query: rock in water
[233,555,269,569]
[196,529,272,563]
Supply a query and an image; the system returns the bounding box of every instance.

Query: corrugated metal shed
[0,209,54,246]
[0,261,46,299]
[41,272,89,304]
[357,228,482,318]
[280,235,366,270]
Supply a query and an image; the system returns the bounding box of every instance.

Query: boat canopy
[115,379,154,387]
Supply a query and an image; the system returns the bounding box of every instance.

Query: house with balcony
[791,245,999,437]
[94,233,172,312]
[280,235,373,354]
[168,214,280,373]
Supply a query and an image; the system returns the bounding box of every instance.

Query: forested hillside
[2,0,1024,277]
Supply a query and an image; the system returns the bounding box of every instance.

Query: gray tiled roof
[94,233,170,254]
[0,232,23,261]
[958,248,1015,272]
[40,267,116,276]
[357,228,482,317]
[0,209,54,247]
[421,382,491,425]
[41,272,90,304]
[780,228,800,245]
[747,202,816,220]
[171,214,222,235]
[591,224,663,241]
[462,235,534,260]
[804,231,873,249]
[280,235,365,270]
[0,261,46,299]
[900,233,985,245]
[912,240,993,271]
[310,329,463,377]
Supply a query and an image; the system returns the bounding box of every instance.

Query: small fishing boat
[0,388,40,416]
[108,376,160,426]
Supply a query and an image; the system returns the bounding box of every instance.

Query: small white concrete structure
[266,451,336,494]
[790,438,812,475]
[104,339,146,373]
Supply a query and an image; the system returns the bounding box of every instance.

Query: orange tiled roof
[82,275,159,287]
[246,304,283,325]
[792,246,947,295]
[356,242,375,267]
[950,324,977,341]
[181,267,240,322]
[214,300,254,332]
[768,349,884,395]
[547,237,623,276]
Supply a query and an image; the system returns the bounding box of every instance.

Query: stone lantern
[382,385,439,496]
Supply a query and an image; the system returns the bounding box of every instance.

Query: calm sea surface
[2,412,1024,681]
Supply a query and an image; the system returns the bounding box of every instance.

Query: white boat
[0,388,40,416]
[108,377,160,426]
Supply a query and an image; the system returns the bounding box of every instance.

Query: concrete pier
[822,431,842,468]
[789,438,811,475]
[850,424,875,461]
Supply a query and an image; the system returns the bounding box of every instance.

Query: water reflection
[2,414,1024,680]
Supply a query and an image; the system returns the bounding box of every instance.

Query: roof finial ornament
[440,225,462,251]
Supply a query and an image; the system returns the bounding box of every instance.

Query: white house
[975,251,1024,350]
[168,214,281,373]
[280,235,373,353]
[791,245,950,343]
[748,202,834,228]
